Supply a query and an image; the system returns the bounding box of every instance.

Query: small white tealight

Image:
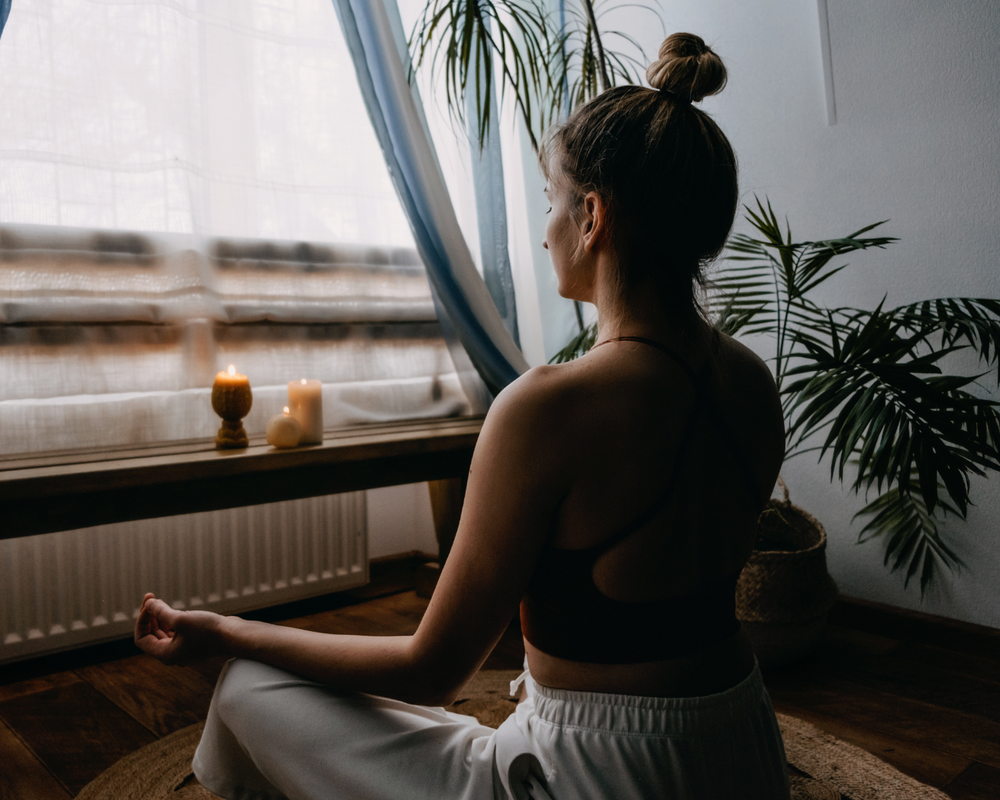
[266,406,301,448]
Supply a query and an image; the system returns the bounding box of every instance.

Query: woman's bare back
[523,321,784,696]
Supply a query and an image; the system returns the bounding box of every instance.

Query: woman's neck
[582,250,705,347]
[594,286,702,348]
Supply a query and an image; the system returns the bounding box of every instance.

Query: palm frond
[410,1,654,152]
[409,0,552,151]
[782,305,1000,516]
[545,1,647,123]
[888,297,1000,384]
[853,475,965,596]
[712,291,766,337]
[716,198,1000,593]
[549,321,597,363]
[712,196,897,392]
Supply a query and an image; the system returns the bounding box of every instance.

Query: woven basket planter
[737,480,838,667]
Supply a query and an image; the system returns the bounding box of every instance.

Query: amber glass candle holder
[212,365,253,449]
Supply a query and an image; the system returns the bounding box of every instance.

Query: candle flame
[301,378,307,384]
[283,406,290,415]
[228,365,236,376]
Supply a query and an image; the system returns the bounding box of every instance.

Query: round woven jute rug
[75,721,217,800]
[77,671,948,800]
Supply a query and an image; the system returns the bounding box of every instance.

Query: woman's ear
[579,191,608,253]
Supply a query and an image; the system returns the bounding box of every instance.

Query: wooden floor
[1,567,997,799]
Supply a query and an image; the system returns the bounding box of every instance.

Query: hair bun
[645,33,727,103]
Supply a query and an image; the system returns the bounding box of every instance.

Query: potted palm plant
[710,200,1000,661]
[716,199,1000,591]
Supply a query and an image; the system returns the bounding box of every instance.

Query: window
[0,0,470,456]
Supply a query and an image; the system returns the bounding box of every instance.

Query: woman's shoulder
[486,360,591,433]
[707,327,785,467]
[482,357,620,460]
[468,362,597,501]
[709,329,780,407]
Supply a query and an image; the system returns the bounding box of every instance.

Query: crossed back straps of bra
[519,335,764,664]
[590,336,767,522]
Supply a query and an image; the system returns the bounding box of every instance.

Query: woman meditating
[136,33,789,800]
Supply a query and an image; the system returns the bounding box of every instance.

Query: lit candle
[211,365,252,449]
[287,378,323,444]
[266,406,301,448]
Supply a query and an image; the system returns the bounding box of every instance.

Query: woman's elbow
[407,685,461,708]
[392,672,464,707]
[398,640,474,707]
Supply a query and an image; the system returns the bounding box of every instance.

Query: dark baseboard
[350,551,437,600]
[831,595,1000,657]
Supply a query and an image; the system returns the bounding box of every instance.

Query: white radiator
[0,493,368,664]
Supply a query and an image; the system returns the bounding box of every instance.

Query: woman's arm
[136,366,574,706]
[135,597,437,700]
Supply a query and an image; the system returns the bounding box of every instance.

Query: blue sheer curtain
[331,0,529,406]
[0,1,11,38]
[466,19,519,351]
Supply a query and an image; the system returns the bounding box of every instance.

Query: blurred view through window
[0,0,469,456]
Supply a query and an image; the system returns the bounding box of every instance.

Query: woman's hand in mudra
[135,592,229,665]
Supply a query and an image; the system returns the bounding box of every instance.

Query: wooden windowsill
[0,415,484,540]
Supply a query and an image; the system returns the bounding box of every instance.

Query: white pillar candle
[266,406,301,448]
[288,379,323,444]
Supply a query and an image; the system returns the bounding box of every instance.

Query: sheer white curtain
[0,0,472,455]
[1,0,413,242]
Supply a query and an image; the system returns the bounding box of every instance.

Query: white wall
[550,0,1000,626]
[366,483,438,560]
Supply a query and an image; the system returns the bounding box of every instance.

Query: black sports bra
[520,336,761,664]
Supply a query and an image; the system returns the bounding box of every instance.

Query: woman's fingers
[144,598,181,630]
[135,595,182,653]
[134,595,226,665]
[135,595,157,643]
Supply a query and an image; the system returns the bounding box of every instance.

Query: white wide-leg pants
[193,658,789,800]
